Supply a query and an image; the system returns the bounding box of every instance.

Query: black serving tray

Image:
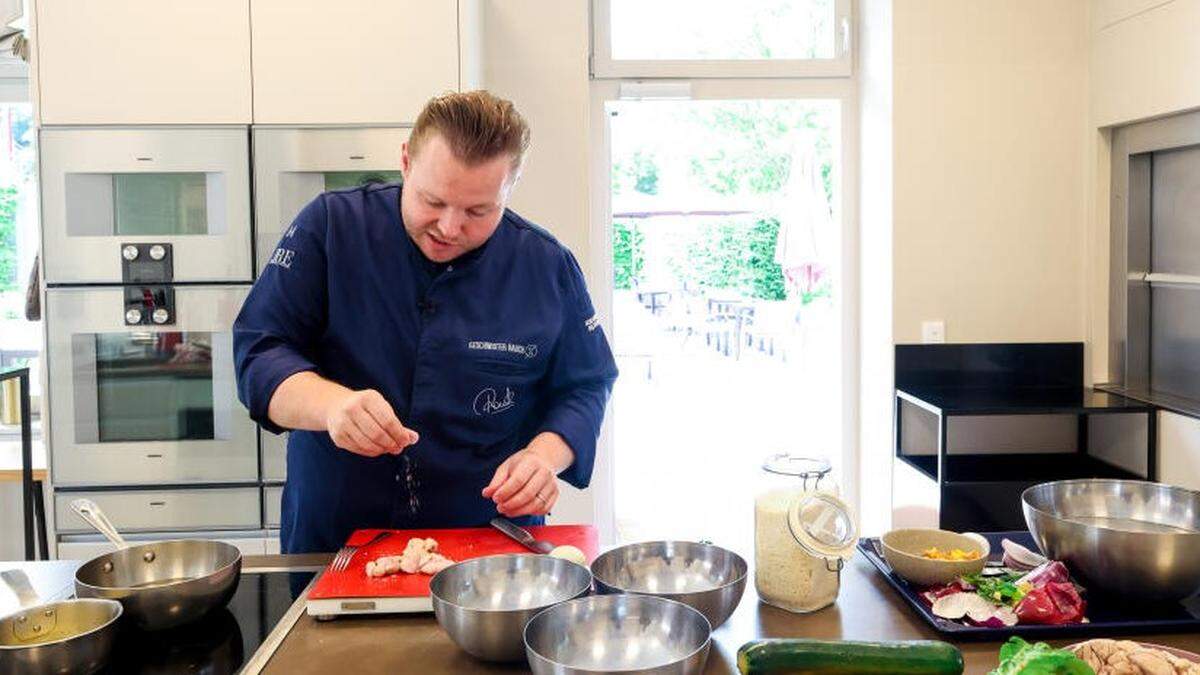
[858,531,1200,640]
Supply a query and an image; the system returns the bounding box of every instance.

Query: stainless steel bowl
[590,541,747,628]
[430,554,592,662]
[524,594,711,675]
[1023,479,1200,602]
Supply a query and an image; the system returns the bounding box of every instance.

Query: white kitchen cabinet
[250,0,463,124]
[34,0,252,124]
[1158,410,1200,491]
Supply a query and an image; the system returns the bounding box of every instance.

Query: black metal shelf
[894,343,1157,532]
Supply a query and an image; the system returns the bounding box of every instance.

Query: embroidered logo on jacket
[585,314,601,332]
[268,247,295,269]
[473,387,516,415]
[468,341,538,359]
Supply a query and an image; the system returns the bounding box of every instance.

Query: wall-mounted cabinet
[35,0,253,124]
[250,0,465,124]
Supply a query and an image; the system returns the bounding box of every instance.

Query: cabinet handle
[149,501,166,507]
[349,155,365,160]
[135,157,154,162]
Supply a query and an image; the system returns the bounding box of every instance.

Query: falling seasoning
[403,454,421,516]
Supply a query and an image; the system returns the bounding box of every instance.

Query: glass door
[590,79,857,552]
[39,127,253,284]
[46,286,258,486]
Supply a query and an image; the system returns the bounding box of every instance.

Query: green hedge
[613,220,645,290]
[0,186,18,292]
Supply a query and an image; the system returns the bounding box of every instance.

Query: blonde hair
[409,90,531,173]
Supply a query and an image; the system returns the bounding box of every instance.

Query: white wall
[858,0,894,536]
[482,1,592,262]
[480,1,606,533]
[891,0,1090,345]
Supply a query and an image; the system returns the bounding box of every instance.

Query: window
[592,0,853,78]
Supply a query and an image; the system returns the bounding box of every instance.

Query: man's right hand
[325,389,419,457]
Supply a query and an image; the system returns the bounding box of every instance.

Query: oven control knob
[125,308,143,324]
[151,308,170,325]
[122,245,139,261]
[148,245,167,261]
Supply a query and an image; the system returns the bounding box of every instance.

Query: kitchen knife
[490,517,554,554]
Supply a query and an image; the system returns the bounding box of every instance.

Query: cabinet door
[54,488,261,534]
[1159,410,1200,490]
[35,0,252,124]
[250,0,459,123]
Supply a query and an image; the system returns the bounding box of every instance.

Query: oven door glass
[83,331,218,443]
[63,172,219,237]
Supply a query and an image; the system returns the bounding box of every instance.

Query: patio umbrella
[772,133,833,301]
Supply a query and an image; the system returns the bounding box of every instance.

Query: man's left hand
[483,432,574,517]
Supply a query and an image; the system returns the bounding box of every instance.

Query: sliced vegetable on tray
[922,558,1087,628]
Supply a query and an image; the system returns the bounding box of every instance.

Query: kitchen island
[253,553,1200,674]
[5,554,1199,674]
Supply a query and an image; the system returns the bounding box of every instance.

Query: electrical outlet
[922,320,945,344]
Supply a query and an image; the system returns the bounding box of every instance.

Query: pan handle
[70,499,129,550]
[1,569,43,609]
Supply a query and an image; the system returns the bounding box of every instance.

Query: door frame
[587,78,860,542]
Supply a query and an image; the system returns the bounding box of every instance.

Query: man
[233,91,618,554]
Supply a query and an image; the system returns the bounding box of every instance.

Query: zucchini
[737,638,964,675]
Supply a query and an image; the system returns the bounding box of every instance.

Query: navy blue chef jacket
[233,183,618,553]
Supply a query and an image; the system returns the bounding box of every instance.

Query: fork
[330,531,392,572]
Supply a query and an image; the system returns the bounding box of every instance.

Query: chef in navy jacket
[233,92,618,553]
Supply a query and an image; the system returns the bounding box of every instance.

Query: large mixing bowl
[1023,479,1200,602]
[524,594,711,675]
[430,554,592,662]
[590,541,747,628]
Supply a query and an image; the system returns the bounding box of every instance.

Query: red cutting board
[308,525,599,603]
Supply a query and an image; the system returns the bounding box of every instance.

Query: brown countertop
[255,554,1200,674]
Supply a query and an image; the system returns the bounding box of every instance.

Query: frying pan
[70,499,242,631]
[0,568,122,674]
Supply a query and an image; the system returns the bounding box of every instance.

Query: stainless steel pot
[70,499,242,630]
[0,568,122,675]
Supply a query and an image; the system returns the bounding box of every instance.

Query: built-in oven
[39,126,253,285]
[252,126,408,479]
[252,126,408,272]
[45,285,258,486]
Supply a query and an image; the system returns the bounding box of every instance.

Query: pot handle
[0,569,42,609]
[71,499,129,550]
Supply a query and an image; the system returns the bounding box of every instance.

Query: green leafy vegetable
[963,572,1028,607]
[989,637,1094,675]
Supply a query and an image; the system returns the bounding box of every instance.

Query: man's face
[399,133,515,263]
